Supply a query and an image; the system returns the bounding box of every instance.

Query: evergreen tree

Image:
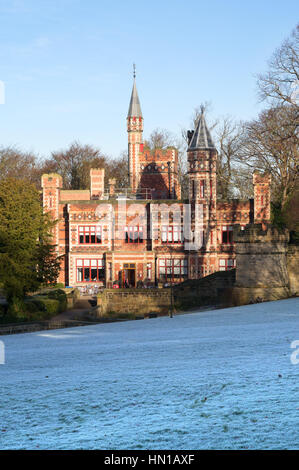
[0,178,60,316]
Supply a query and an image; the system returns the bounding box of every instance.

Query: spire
[188,106,216,150]
[127,64,142,118]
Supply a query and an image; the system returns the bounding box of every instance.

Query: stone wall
[287,245,299,296]
[97,288,172,317]
[234,224,290,288]
[227,224,297,306]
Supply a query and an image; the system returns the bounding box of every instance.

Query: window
[219,259,235,271]
[79,226,102,244]
[200,180,205,198]
[76,259,105,282]
[221,225,233,244]
[161,225,183,244]
[147,263,152,279]
[159,258,188,283]
[125,226,144,243]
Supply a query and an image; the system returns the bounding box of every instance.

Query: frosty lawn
[0,298,298,450]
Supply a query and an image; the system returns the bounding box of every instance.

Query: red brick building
[42,78,271,288]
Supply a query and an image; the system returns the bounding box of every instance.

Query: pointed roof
[188,108,216,151]
[127,79,142,118]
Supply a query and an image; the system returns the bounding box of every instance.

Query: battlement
[253,170,271,185]
[141,147,177,163]
[41,173,63,189]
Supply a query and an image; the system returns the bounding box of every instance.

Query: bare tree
[237,105,298,208]
[144,128,177,150]
[144,128,188,198]
[39,141,108,190]
[108,151,129,189]
[0,146,41,186]
[230,166,253,200]
[257,23,299,109]
[215,117,245,199]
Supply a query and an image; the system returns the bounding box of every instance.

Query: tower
[187,108,218,275]
[253,171,271,224]
[41,173,63,252]
[187,107,217,206]
[127,65,144,193]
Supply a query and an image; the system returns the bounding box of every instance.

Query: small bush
[54,283,65,288]
[46,289,67,312]
[25,296,60,317]
[33,288,67,313]
[24,300,41,313]
[37,298,60,315]
[27,298,47,312]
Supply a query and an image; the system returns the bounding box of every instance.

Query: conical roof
[127,79,142,118]
[188,110,215,150]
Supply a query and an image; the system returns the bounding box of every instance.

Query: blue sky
[0,0,298,160]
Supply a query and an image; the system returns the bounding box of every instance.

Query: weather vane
[133,63,136,79]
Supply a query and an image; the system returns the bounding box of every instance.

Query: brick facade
[42,81,271,288]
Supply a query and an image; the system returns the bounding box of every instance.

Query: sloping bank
[0,288,81,335]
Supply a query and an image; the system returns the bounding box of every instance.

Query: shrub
[38,298,60,315]
[46,289,67,312]
[54,283,65,289]
[26,298,47,312]
[24,300,41,313]
[25,296,60,316]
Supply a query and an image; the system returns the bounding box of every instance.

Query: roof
[127,79,142,118]
[188,110,216,151]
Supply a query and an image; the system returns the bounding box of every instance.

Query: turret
[127,65,144,192]
[187,107,217,205]
[41,173,63,251]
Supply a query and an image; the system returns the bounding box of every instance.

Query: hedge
[25,288,68,317]
[0,288,73,323]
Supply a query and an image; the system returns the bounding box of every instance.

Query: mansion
[42,78,271,288]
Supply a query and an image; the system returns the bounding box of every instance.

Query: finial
[133,63,136,79]
[200,104,205,115]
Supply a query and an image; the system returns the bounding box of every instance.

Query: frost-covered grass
[0,298,299,450]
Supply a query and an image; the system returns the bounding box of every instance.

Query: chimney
[90,168,105,199]
[109,178,116,197]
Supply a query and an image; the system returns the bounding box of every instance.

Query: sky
[0,0,298,161]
